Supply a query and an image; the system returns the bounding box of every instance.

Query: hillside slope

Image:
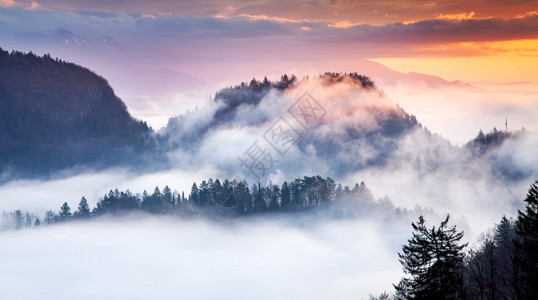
[0,49,154,175]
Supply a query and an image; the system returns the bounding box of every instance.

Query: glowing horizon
[1,1,538,84]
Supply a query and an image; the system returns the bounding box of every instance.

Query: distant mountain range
[351,59,473,88]
[0,48,530,182]
[7,28,469,97]
[8,29,208,96]
[16,29,122,52]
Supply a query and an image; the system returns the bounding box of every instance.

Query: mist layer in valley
[1,214,419,299]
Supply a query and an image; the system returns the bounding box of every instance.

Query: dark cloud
[133,15,297,38]
[2,7,537,50]
[21,0,538,25]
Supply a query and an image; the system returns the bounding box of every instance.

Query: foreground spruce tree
[395,215,467,299]
[515,180,538,299]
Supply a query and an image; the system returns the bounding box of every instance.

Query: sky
[1,0,537,83]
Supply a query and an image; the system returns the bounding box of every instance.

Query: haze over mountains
[1,49,536,186]
[4,26,471,100]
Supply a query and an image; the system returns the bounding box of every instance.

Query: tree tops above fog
[466,127,527,155]
[1,175,424,230]
[212,72,376,107]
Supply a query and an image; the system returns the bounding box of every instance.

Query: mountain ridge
[0,48,156,177]
[0,49,529,183]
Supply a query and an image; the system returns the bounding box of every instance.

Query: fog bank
[0,216,408,300]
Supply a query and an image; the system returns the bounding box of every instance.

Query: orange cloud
[435,11,477,21]
[217,13,309,24]
[515,10,538,19]
[416,39,538,57]
[328,20,362,29]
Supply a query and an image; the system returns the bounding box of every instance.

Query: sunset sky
[1,0,537,83]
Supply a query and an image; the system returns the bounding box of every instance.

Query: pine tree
[235,181,252,215]
[75,196,91,219]
[262,76,270,88]
[395,215,467,299]
[252,183,266,213]
[476,130,486,143]
[270,185,281,211]
[163,186,173,205]
[24,212,32,228]
[220,179,236,208]
[44,210,58,224]
[493,216,521,299]
[290,180,302,210]
[142,186,164,213]
[280,182,291,211]
[515,180,538,299]
[326,177,337,203]
[189,183,199,205]
[335,183,344,200]
[59,202,72,222]
[212,179,223,206]
[13,210,23,230]
[199,181,210,206]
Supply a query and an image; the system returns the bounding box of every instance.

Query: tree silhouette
[280,182,291,211]
[59,202,72,222]
[13,210,23,230]
[395,215,467,299]
[515,180,538,299]
[75,197,91,219]
[189,183,199,205]
[44,210,58,224]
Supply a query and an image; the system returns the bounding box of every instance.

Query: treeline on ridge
[1,175,397,229]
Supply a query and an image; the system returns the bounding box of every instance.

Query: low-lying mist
[0,214,412,299]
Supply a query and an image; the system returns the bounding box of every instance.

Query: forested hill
[164,72,421,175]
[0,49,156,176]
